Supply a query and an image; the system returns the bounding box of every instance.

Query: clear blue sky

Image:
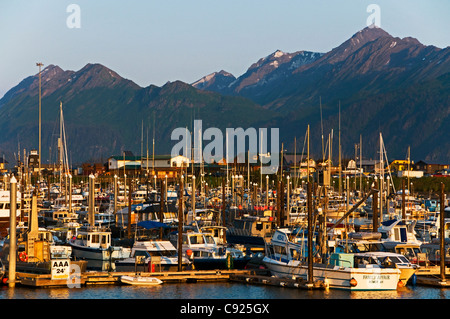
[1,0,448,98]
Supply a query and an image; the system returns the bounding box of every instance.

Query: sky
[0,0,449,98]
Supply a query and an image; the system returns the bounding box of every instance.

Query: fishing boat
[69,226,131,270]
[169,230,230,270]
[201,225,252,268]
[114,240,190,272]
[226,214,275,248]
[263,229,403,290]
[120,275,163,286]
[420,238,450,266]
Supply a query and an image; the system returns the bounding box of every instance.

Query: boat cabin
[378,219,420,244]
[72,227,112,249]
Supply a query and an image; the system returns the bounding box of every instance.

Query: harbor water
[0,279,447,318]
[1,281,449,299]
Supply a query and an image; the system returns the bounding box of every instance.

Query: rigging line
[294,128,308,190]
[320,96,324,163]
[381,134,396,194]
[61,106,70,176]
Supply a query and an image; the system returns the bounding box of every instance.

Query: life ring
[19,252,28,262]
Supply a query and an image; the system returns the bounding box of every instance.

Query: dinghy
[120,275,163,286]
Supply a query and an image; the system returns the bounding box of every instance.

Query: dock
[14,269,256,288]
[415,266,450,287]
[229,273,326,290]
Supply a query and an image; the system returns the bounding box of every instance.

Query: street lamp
[36,62,44,182]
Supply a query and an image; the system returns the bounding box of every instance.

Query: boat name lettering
[362,275,390,280]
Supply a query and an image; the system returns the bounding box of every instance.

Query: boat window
[200,251,212,257]
[256,222,263,231]
[204,235,215,244]
[91,234,100,244]
[274,245,286,255]
[266,245,275,258]
[101,235,109,245]
[189,235,204,245]
[290,249,300,260]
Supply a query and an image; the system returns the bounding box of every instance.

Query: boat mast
[338,102,342,197]
[379,132,384,223]
[307,125,310,183]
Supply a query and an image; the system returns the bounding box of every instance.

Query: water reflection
[0,282,448,299]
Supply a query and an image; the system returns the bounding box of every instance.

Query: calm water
[0,281,448,299]
[0,282,445,318]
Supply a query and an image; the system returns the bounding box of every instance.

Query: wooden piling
[178,175,184,272]
[401,179,406,221]
[128,180,133,239]
[160,179,165,240]
[8,176,17,288]
[307,182,313,285]
[440,183,446,283]
[88,174,95,226]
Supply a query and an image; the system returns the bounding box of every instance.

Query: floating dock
[415,266,450,287]
[229,273,326,290]
[14,269,256,288]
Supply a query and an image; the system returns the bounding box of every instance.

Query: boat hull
[120,275,163,286]
[263,258,402,291]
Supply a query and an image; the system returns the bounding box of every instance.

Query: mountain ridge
[0,26,449,166]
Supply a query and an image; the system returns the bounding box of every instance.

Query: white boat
[169,230,233,270]
[69,226,131,270]
[114,240,190,272]
[353,251,417,287]
[378,218,422,245]
[263,229,403,291]
[120,275,163,286]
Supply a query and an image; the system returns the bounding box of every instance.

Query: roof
[109,155,142,161]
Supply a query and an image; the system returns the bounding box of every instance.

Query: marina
[0,4,449,306]
[1,129,450,297]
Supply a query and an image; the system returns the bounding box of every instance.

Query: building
[388,159,413,173]
[0,157,8,173]
[414,160,449,175]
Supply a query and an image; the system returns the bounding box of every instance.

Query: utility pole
[36,62,43,182]
[178,175,184,272]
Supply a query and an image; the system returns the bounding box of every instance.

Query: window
[274,245,286,255]
[91,234,100,244]
[204,235,215,244]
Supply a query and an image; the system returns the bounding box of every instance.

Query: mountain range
[0,26,449,167]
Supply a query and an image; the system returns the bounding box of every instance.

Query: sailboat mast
[307,125,310,183]
[379,132,384,223]
[338,102,342,196]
